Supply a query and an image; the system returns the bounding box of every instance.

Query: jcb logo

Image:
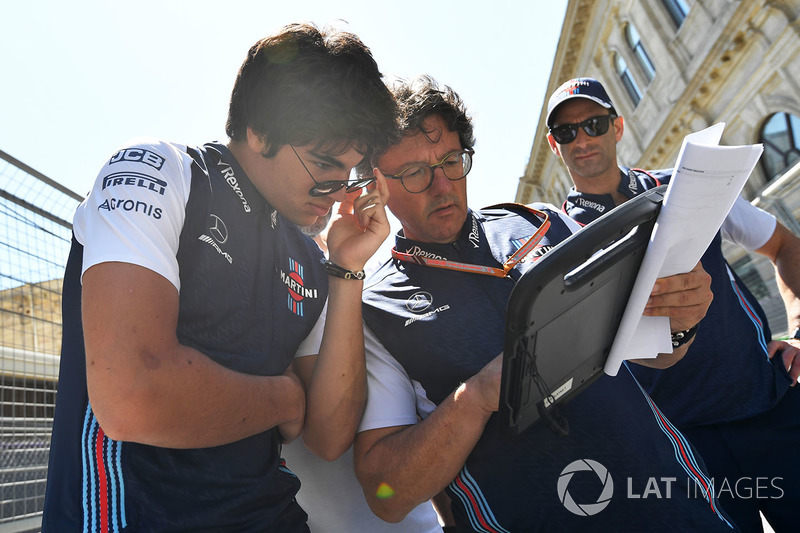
[110,148,165,170]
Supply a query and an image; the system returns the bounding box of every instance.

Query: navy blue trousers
[683,385,800,533]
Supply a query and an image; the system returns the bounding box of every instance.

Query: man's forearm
[354,377,494,523]
[633,336,695,369]
[83,262,305,449]
[88,341,305,448]
[758,222,800,332]
[300,277,368,460]
[775,255,800,333]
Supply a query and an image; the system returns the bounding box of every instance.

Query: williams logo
[281,258,320,317]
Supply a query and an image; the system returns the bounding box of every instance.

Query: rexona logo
[218,161,251,213]
[576,197,606,213]
[280,258,319,317]
[557,459,614,516]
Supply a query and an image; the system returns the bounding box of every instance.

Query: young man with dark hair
[549,77,800,532]
[352,75,735,531]
[43,23,396,532]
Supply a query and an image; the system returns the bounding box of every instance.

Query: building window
[625,24,656,84]
[614,52,642,107]
[759,112,800,180]
[662,0,690,28]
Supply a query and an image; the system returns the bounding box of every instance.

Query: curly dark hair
[359,75,475,175]
[225,23,397,159]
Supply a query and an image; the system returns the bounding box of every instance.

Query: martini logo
[281,258,319,317]
[557,459,614,516]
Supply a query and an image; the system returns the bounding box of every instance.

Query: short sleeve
[72,139,194,291]
[720,196,777,251]
[358,325,420,433]
[294,301,327,358]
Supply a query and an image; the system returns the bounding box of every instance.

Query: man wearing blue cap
[549,77,800,532]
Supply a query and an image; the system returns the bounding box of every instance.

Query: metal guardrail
[0,149,81,532]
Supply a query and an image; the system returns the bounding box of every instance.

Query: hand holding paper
[604,123,764,376]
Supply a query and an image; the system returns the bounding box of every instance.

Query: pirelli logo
[102,172,167,196]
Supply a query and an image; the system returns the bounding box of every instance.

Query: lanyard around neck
[391,205,551,278]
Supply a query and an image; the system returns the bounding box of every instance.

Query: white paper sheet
[604,123,764,376]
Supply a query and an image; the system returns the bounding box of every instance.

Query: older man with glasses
[350,75,738,532]
[550,77,800,533]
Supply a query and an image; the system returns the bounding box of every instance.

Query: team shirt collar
[393,209,484,263]
[563,167,650,225]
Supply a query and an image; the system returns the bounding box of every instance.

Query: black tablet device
[499,185,667,439]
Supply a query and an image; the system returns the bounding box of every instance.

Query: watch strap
[671,324,699,348]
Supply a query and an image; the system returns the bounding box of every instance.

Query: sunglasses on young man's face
[290,145,375,197]
[549,114,618,145]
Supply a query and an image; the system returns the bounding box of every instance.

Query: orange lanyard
[391,205,551,278]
